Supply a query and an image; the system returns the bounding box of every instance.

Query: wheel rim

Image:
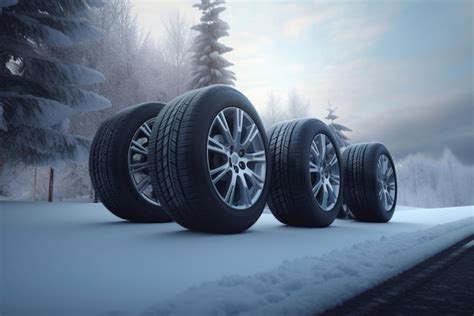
[309,133,340,211]
[207,107,266,210]
[127,118,160,206]
[377,154,396,211]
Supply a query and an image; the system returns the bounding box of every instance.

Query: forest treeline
[1,0,471,208]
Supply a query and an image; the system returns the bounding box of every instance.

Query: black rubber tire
[89,102,172,223]
[148,85,271,234]
[342,142,397,222]
[267,118,344,227]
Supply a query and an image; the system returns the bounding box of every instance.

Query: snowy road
[1,202,472,315]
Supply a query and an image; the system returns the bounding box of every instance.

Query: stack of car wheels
[90,85,397,233]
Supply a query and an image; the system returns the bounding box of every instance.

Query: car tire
[342,142,397,222]
[89,102,172,223]
[148,85,271,234]
[267,119,343,227]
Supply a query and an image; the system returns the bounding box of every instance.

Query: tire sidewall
[184,86,270,228]
[292,119,344,226]
[112,102,165,209]
[370,144,397,221]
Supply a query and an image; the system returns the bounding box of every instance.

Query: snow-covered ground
[0,202,472,315]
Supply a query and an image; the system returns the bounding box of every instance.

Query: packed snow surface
[1,202,472,315]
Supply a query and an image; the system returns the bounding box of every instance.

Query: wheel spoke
[385,167,393,178]
[328,153,337,166]
[131,140,148,155]
[311,140,320,158]
[233,108,244,146]
[377,159,383,179]
[245,150,265,163]
[312,180,323,196]
[136,176,151,193]
[208,136,228,155]
[241,123,258,149]
[383,157,389,174]
[318,134,326,161]
[321,184,329,209]
[387,182,396,191]
[245,169,264,189]
[129,161,148,174]
[330,174,340,185]
[309,161,319,173]
[210,163,230,184]
[386,191,394,206]
[140,122,152,137]
[224,173,237,204]
[238,174,251,206]
[327,184,336,205]
[216,112,233,145]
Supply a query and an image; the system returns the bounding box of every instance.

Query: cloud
[295,41,473,163]
[131,0,473,164]
[351,91,474,164]
[288,63,305,73]
[280,3,343,39]
[282,15,319,38]
[132,0,198,41]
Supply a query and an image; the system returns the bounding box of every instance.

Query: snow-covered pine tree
[0,0,110,167]
[325,102,351,148]
[190,0,236,89]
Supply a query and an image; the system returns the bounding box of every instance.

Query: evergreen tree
[325,102,351,148]
[0,0,110,167]
[190,0,235,89]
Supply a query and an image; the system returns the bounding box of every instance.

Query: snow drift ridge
[144,217,473,316]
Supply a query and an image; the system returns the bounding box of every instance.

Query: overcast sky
[133,0,473,164]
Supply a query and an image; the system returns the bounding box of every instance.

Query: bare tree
[286,89,309,120]
[262,91,283,128]
[162,12,194,96]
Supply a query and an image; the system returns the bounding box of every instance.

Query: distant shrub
[2,149,473,207]
[396,150,474,208]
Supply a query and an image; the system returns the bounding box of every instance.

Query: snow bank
[2,203,472,315]
[144,217,473,316]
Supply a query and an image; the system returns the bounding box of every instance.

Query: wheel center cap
[231,153,240,165]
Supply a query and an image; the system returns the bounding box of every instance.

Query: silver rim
[207,107,266,210]
[127,118,160,206]
[377,154,396,211]
[309,133,340,211]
